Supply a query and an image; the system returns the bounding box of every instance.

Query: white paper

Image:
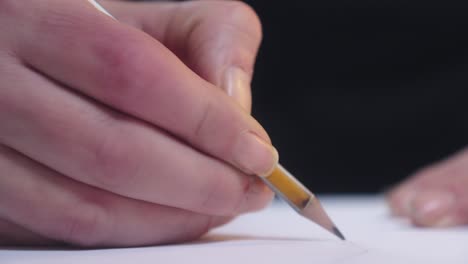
[1,196,467,264]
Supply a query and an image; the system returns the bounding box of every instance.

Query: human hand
[387,147,468,227]
[0,0,275,247]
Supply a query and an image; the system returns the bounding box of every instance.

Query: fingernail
[410,190,457,227]
[222,67,252,112]
[233,131,279,176]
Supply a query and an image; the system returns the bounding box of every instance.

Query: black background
[243,1,468,193]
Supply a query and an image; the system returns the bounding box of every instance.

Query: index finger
[16,0,278,177]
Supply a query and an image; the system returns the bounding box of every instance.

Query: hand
[387,147,468,227]
[0,0,275,247]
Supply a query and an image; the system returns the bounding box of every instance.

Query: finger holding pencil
[0,0,274,247]
[90,0,345,240]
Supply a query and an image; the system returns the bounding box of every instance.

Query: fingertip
[408,189,458,227]
[386,184,417,217]
[232,131,279,177]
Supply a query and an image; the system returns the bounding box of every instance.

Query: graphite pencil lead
[332,226,346,240]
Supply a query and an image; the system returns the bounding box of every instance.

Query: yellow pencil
[87,0,345,240]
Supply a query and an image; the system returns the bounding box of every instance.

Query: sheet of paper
[1,196,467,264]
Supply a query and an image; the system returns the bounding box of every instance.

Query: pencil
[87,0,345,240]
[263,165,345,240]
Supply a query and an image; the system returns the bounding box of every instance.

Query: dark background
[243,1,468,193]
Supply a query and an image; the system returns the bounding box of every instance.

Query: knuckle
[220,1,262,41]
[93,35,155,108]
[203,1,262,73]
[199,1,262,42]
[61,203,108,247]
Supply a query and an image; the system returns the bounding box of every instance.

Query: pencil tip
[332,226,346,240]
[300,197,346,241]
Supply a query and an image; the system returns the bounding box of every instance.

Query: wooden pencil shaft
[263,165,312,210]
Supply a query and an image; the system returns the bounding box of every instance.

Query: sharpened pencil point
[332,226,346,240]
[262,166,347,241]
[299,197,346,240]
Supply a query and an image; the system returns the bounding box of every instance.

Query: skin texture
[0,0,276,247]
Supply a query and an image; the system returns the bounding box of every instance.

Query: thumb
[101,0,262,113]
